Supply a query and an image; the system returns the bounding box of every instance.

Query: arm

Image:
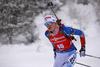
[72,28,86,57]
[45,31,56,58]
[61,26,86,57]
[61,26,86,47]
[73,29,86,47]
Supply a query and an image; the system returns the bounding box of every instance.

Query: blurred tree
[0,0,47,44]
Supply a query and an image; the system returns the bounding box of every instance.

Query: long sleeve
[61,26,86,47]
[73,28,86,47]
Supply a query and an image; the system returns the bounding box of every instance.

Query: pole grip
[48,2,53,6]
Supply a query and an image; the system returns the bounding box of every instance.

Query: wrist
[81,46,85,51]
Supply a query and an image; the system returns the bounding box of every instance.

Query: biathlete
[44,15,86,67]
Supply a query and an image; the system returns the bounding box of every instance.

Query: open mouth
[48,27,51,30]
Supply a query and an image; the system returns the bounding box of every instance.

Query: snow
[0,43,54,67]
[0,2,100,67]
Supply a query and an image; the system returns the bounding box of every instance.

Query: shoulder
[61,25,74,32]
[61,24,84,35]
[45,30,49,38]
[60,24,72,29]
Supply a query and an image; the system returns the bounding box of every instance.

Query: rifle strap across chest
[59,27,70,40]
[47,27,70,40]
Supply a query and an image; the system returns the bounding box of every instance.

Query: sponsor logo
[44,17,51,20]
[50,36,65,41]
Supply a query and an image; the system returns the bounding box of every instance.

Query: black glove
[53,49,56,59]
[79,46,85,57]
[56,19,62,25]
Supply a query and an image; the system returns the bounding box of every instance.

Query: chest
[49,30,69,44]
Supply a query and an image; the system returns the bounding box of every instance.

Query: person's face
[45,22,56,32]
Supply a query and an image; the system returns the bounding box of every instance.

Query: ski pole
[47,2,62,25]
[47,2,59,20]
[76,62,91,67]
[85,54,100,59]
[77,52,100,59]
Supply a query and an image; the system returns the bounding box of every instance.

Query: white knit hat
[44,15,56,23]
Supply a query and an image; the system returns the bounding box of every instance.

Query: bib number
[57,44,64,49]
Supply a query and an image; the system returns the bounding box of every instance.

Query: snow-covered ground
[0,42,54,67]
[0,2,100,67]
